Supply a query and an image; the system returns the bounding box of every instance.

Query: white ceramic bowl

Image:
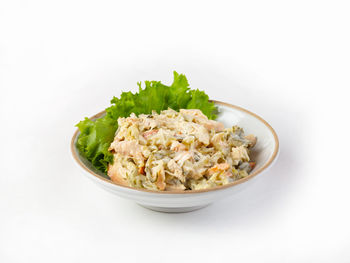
[71,101,279,213]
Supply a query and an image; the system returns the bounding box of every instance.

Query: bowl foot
[137,204,210,213]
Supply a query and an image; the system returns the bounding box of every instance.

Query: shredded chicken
[107,108,256,191]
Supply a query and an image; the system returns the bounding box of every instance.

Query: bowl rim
[71,100,279,194]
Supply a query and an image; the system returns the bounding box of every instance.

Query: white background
[1,0,349,262]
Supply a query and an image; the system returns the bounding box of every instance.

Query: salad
[108,109,256,190]
[76,72,256,191]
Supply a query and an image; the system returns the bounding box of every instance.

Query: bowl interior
[72,101,279,193]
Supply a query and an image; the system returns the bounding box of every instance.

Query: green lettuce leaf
[76,71,217,173]
[76,116,117,172]
[187,89,218,119]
